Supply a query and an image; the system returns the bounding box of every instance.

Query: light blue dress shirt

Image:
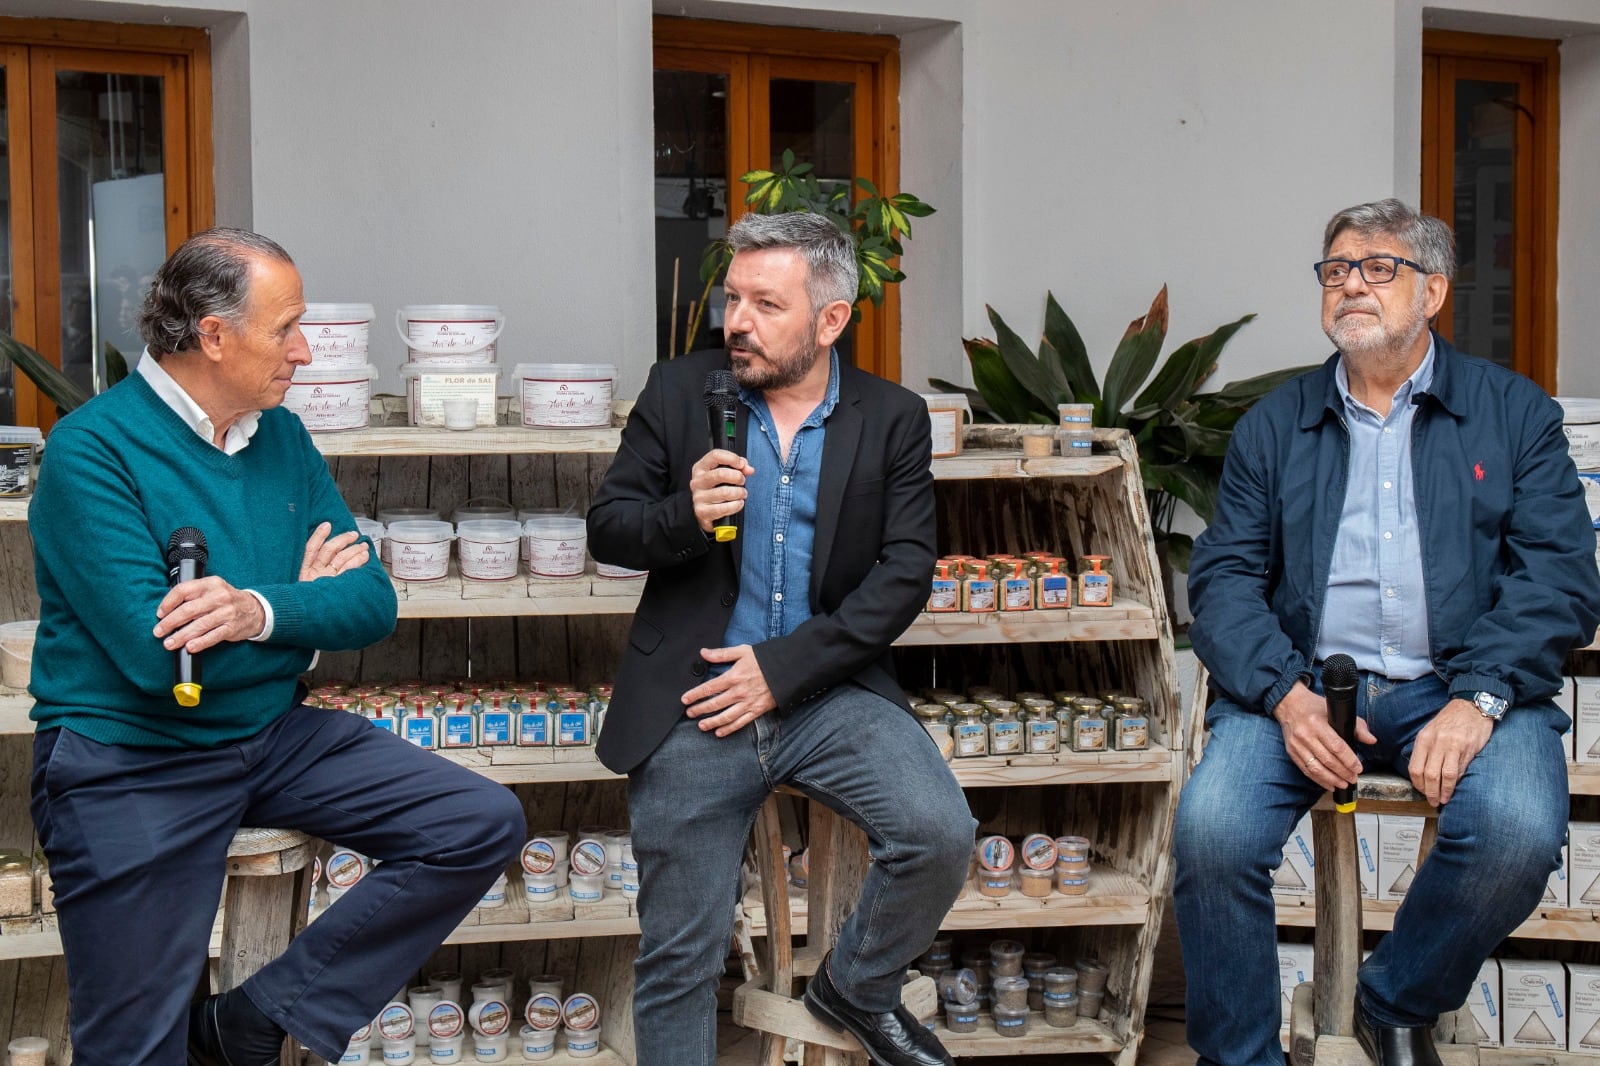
[719,351,841,659]
[1316,339,1435,679]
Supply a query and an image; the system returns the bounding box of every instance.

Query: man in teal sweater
[28,228,525,1065]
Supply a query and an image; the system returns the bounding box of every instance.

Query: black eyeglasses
[1312,256,1427,287]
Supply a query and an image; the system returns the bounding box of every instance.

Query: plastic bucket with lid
[377,507,440,563]
[397,304,503,366]
[0,620,37,689]
[400,365,501,428]
[456,520,523,581]
[921,394,970,459]
[386,520,455,582]
[354,517,386,562]
[0,427,43,497]
[1558,397,1600,472]
[524,517,587,578]
[514,364,616,428]
[454,499,516,525]
[299,303,375,368]
[283,364,375,432]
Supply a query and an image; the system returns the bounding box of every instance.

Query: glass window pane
[654,70,728,361]
[1452,79,1517,369]
[56,69,166,397]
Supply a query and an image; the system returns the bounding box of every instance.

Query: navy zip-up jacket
[1189,332,1600,718]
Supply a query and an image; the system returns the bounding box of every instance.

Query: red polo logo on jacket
[1474,462,1484,481]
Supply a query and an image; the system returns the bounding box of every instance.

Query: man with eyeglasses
[1173,199,1600,1066]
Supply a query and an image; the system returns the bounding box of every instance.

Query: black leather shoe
[188,989,287,1066]
[802,952,953,1066]
[1353,994,1442,1066]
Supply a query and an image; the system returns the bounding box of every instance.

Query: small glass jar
[953,706,988,758]
[1043,967,1081,1027]
[987,704,1022,755]
[0,851,34,917]
[1070,699,1107,753]
[992,1003,1030,1038]
[988,939,1025,977]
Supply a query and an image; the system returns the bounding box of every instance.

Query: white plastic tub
[386,520,455,582]
[355,517,386,562]
[0,620,37,689]
[513,363,616,428]
[400,365,500,428]
[376,508,440,564]
[1559,397,1600,472]
[456,520,523,581]
[283,364,375,432]
[397,304,502,366]
[299,303,375,368]
[524,517,587,578]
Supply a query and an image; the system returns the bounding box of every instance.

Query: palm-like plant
[931,287,1313,573]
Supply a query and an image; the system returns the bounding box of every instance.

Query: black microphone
[1322,653,1359,813]
[703,369,740,543]
[166,527,208,708]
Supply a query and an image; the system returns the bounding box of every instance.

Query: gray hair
[1321,199,1456,281]
[725,212,859,315]
[139,227,295,357]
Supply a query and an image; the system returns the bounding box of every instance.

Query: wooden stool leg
[1310,808,1362,1039]
[755,796,795,1066]
[807,803,871,1066]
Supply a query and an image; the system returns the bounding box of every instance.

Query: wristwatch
[1468,691,1509,722]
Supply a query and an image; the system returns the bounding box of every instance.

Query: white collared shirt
[137,350,275,639]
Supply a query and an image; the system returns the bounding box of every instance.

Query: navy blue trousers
[30,703,526,1065]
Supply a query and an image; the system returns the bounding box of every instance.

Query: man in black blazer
[589,212,973,1066]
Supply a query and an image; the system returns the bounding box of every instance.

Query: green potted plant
[932,287,1314,608]
[0,331,127,419]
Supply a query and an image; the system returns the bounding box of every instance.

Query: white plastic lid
[399,304,500,320]
[399,364,501,379]
[377,507,439,523]
[291,363,377,383]
[513,363,617,380]
[456,519,524,542]
[0,427,43,446]
[385,519,456,544]
[302,303,375,322]
[355,517,385,537]
[524,517,587,538]
[1557,397,1600,424]
[922,393,971,413]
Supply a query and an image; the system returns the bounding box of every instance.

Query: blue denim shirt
[720,351,841,656]
[1189,333,1600,716]
[1315,340,1434,678]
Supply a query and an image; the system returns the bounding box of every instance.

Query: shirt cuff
[245,589,274,641]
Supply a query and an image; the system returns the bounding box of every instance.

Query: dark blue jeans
[626,682,976,1066]
[1173,670,1568,1066]
[31,704,526,1065]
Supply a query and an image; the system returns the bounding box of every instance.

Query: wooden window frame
[654,17,903,382]
[0,16,212,429]
[1422,29,1559,390]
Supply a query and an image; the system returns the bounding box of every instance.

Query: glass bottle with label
[1078,555,1114,607]
[516,695,551,747]
[952,705,988,758]
[556,697,590,746]
[441,695,478,749]
[1036,559,1072,610]
[988,702,1023,755]
[999,562,1035,612]
[480,694,513,747]
[928,562,960,613]
[962,562,998,613]
[402,697,438,750]
[1070,698,1107,753]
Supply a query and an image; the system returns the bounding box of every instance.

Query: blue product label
[443,713,475,747]
[371,715,396,734]
[558,711,589,745]
[1039,575,1070,606]
[404,717,435,749]
[480,711,511,745]
[518,713,549,746]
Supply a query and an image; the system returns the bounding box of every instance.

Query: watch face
[1474,693,1507,719]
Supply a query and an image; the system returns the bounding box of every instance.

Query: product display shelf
[933,1013,1123,1056]
[1274,895,1600,943]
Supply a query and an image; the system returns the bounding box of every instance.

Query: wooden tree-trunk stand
[732,790,937,1065]
[219,826,316,1066]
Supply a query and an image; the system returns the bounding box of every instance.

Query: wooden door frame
[0,16,212,429]
[653,17,903,382]
[1422,29,1559,390]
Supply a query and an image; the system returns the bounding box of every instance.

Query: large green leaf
[1187,313,1257,393]
[1099,287,1170,426]
[1042,292,1098,403]
[1164,532,1195,574]
[1144,460,1222,525]
[987,306,1064,411]
[0,331,89,414]
[1132,335,1209,413]
[1202,363,1317,405]
[963,338,1037,424]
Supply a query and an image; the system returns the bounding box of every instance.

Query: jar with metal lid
[1025,711,1060,754]
[1070,703,1107,753]
[0,851,32,917]
[1052,690,1083,706]
[914,703,951,741]
[952,706,988,758]
[987,704,1022,755]
[1110,696,1149,750]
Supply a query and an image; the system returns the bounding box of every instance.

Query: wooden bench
[731,790,937,1066]
[219,826,317,1066]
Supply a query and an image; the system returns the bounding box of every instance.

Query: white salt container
[386,521,455,582]
[596,561,647,579]
[1560,397,1600,472]
[519,1024,555,1060]
[355,518,386,562]
[456,520,522,581]
[283,364,376,432]
[563,1025,600,1058]
[0,620,37,689]
[300,303,375,368]
[524,517,587,578]
[513,363,616,428]
[400,365,501,428]
[376,508,439,563]
[397,305,502,366]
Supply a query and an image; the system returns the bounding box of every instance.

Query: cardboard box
[1544,843,1570,908]
[1575,677,1600,764]
[1272,812,1315,897]
[1461,958,1501,1048]
[1571,822,1600,909]
[1277,942,1313,1031]
[1502,959,1566,1051]
[1355,813,1379,901]
[1379,815,1424,902]
[1562,676,1578,763]
[1569,963,1600,1053]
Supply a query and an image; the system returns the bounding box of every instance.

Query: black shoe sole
[802,984,898,1066]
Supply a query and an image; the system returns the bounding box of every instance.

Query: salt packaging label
[1502,959,1566,1050]
[480,711,512,746]
[1465,959,1500,1048]
[1567,963,1600,1053]
[1276,943,1313,1031]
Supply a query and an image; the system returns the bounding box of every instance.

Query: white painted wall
[23,0,1600,399]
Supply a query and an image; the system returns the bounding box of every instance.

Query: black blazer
[587,349,937,773]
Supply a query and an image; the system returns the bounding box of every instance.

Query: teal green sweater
[28,373,397,747]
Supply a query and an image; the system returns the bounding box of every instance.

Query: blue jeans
[31,705,526,1065]
[1173,670,1568,1066]
[627,682,976,1066]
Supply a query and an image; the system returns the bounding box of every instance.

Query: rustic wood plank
[1310,810,1360,1040]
